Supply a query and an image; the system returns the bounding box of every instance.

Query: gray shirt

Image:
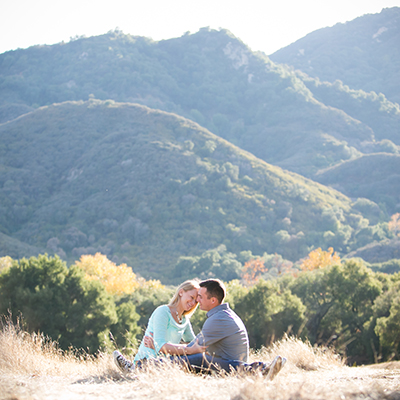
[193,303,249,362]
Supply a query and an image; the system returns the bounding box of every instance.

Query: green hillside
[270,7,400,105]
[0,100,389,282]
[1,27,397,180]
[315,153,400,214]
[298,74,400,147]
[1,13,399,277]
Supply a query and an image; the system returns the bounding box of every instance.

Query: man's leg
[227,356,287,378]
[170,353,244,373]
[249,355,286,379]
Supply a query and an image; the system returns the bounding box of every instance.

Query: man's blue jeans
[172,353,245,373]
[136,353,250,373]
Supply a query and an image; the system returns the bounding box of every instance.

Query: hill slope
[1,27,398,181]
[315,153,400,213]
[270,7,400,105]
[0,100,386,281]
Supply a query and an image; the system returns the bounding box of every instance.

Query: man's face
[197,287,217,312]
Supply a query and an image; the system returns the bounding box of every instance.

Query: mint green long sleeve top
[134,305,196,364]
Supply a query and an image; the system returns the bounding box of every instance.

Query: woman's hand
[145,334,206,356]
[143,333,155,349]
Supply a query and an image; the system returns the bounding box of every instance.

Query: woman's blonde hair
[168,279,200,318]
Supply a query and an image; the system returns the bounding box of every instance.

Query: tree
[110,301,141,351]
[373,280,400,360]
[0,254,118,352]
[235,278,306,348]
[290,260,382,362]
[0,256,13,274]
[300,247,340,271]
[75,253,140,296]
[241,258,267,285]
[173,245,242,282]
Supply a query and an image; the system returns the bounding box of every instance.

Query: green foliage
[125,284,174,332]
[369,259,400,274]
[173,245,242,282]
[372,280,400,360]
[0,254,118,352]
[0,100,389,281]
[0,19,398,278]
[289,260,382,362]
[2,254,400,363]
[316,155,400,216]
[1,25,398,183]
[235,278,306,348]
[222,259,400,363]
[110,301,141,350]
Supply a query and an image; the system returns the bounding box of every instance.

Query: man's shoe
[113,350,135,373]
[264,355,286,380]
[248,361,264,373]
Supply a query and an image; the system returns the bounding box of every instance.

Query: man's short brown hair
[199,279,226,304]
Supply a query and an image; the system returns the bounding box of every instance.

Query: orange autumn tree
[75,253,141,296]
[300,247,341,272]
[242,258,268,285]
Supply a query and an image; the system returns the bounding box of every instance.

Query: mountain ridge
[1,25,398,190]
[270,7,400,105]
[1,99,386,281]
[1,9,399,278]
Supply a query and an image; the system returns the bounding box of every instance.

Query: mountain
[315,153,400,214]
[1,12,399,278]
[1,26,399,183]
[270,7,400,105]
[0,100,388,281]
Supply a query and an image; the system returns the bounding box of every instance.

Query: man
[114,279,286,378]
[181,278,249,370]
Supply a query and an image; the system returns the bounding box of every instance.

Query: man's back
[195,303,249,362]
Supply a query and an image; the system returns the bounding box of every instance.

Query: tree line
[0,253,399,364]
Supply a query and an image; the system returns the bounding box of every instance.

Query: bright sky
[1,0,399,55]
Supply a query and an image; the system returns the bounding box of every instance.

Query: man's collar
[207,302,229,317]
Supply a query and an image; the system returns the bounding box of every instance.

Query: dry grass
[1,321,400,400]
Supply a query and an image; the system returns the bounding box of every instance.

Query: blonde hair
[168,279,200,318]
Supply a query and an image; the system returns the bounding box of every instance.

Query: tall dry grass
[1,319,399,400]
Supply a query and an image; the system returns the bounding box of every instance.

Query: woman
[113,279,206,371]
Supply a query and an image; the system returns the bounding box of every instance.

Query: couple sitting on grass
[113,278,286,378]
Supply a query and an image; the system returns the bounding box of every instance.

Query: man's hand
[186,338,207,355]
[143,333,207,355]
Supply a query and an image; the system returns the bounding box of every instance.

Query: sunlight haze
[1,0,399,55]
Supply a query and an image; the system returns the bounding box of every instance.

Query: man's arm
[189,315,230,347]
[143,332,207,355]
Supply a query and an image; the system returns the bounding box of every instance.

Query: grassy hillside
[270,7,400,105]
[298,74,400,147]
[0,232,43,259]
[0,100,388,281]
[316,153,400,214]
[0,27,397,180]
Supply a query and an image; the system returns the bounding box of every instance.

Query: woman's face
[179,288,199,311]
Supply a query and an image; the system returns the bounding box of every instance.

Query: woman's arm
[160,338,206,356]
[143,334,206,356]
